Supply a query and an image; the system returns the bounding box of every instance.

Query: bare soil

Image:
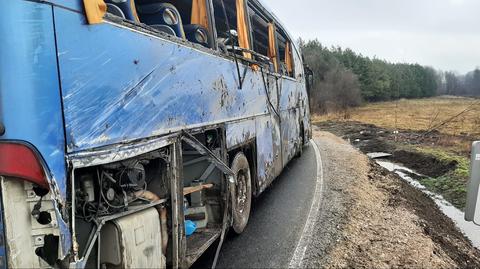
[315,120,471,209]
[392,150,458,177]
[307,128,480,268]
[316,120,463,178]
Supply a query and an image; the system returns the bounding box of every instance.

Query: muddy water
[374,158,480,249]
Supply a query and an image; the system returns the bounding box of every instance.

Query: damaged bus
[0,0,311,267]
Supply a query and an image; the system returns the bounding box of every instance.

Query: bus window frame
[275,26,296,79]
[99,0,219,50]
[209,0,259,67]
[243,1,280,76]
[92,0,294,78]
[246,5,267,51]
[243,0,298,80]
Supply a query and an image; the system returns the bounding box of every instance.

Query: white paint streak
[289,139,324,268]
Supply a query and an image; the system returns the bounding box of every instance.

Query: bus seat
[183,24,208,47]
[105,0,140,22]
[106,3,126,19]
[151,25,176,36]
[136,3,186,39]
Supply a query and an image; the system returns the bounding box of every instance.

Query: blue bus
[0,0,311,267]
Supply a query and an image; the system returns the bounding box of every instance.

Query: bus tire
[231,152,252,234]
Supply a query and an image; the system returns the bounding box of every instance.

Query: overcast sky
[262,0,480,74]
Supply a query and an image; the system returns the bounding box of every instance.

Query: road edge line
[289,139,324,268]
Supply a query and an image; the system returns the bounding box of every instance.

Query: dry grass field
[314,96,480,209]
[313,96,480,137]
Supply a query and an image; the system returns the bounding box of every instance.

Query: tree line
[440,70,480,96]
[300,39,439,114]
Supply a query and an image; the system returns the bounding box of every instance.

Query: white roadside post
[465,141,480,225]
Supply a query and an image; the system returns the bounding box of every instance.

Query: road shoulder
[305,128,480,268]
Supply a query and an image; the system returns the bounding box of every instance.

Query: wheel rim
[231,153,251,234]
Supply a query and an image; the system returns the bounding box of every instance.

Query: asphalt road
[194,143,318,268]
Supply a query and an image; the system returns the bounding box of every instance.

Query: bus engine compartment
[70,130,229,268]
[73,150,170,268]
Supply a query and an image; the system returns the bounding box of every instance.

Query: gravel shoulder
[305,127,480,268]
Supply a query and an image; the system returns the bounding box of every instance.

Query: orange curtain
[268,23,279,73]
[130,0,140,23]
[285,41,293,75]
[191,0,209,29]
[83,0,107,24]
[236,0,251,59]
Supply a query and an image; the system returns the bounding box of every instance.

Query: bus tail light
[0,143,49,189]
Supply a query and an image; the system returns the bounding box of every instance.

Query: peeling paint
[226,119,256,149]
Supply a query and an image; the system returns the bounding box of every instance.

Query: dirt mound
[371,163,480,268]
[393,150,458,177]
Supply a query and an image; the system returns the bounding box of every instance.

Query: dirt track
[305,127,480,268]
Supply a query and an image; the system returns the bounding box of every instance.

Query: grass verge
[413,147,470,209]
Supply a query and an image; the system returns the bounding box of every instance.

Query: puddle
[366,152,392,159]
[373,156,480,249]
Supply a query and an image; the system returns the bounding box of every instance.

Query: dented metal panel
[0,0,71,256]
[225,119,256,149]
[281,109,300,166]
[68,134,175,168]
[255,116,275,192]
[54,8,270,153]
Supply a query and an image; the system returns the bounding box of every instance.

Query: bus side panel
[44,0,83,11]
[0,0,68,199]
[225,119,256,150]
[271,114,283,178]
[0,0,71,258]
[292,46,312,141]
[53,8,270,153]
[255,116,275,193]
[279,78,301,166]
[280,109,299,166]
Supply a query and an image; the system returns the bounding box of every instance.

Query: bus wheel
[231,152,252,234]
